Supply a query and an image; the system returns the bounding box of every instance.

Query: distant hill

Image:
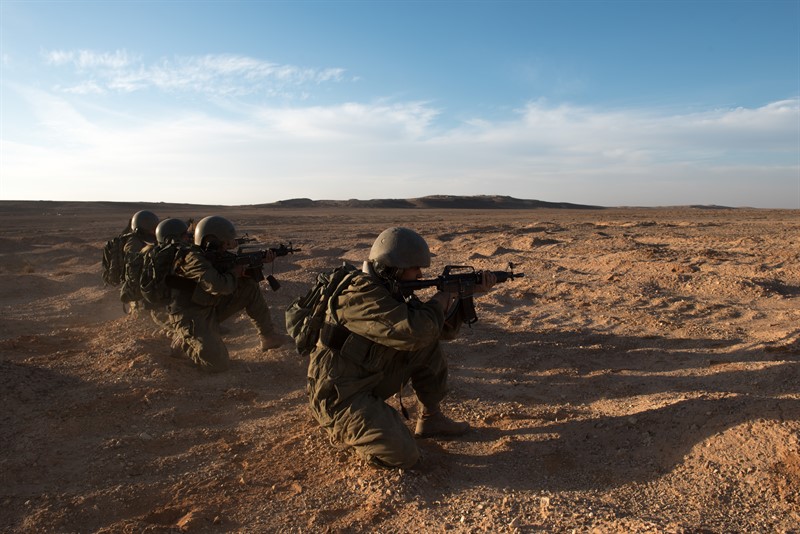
[0,198,756,212]
[265,195,603,210]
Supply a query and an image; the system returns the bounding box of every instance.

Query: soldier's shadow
[446,390,799,492]
[428,328,800,493]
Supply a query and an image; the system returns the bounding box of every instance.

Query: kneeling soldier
[307,227,496,468]
[167,215,288,372]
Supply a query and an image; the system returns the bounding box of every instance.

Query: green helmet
[155,218,189,245]
[194,215,237,247]
[369,227,431,269]
[131,210,159,236]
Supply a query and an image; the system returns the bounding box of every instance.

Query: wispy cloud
[252,102,440,140]
[42,49,347,97]
[2,79,798,207]
[45,49,137,69]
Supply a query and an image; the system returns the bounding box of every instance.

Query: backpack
[139,242,187,307]
[285,262,359,356]
[101,232,134,287]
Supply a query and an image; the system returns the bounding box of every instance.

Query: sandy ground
[1,201,798,533]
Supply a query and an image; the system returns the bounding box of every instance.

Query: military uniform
[120,233,155,308]
[136,240,173,329]
[307,267,461,468]
[167,246,275,373]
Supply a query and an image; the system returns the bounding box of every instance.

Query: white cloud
[41,49,347,98]
[1,84,797,208]
[45,49,137,69]
[58,81,106,95]
[252,101,439,140]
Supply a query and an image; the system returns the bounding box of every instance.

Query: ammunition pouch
[320,322,352,351]
[166,275,197,292]
[320,322,381,372]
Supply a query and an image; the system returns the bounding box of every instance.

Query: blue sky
[1,1,798,208]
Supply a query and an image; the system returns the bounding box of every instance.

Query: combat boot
[259,332,291,351]
[414,406,470,438]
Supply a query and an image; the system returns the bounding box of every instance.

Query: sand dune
[1,201,798,532]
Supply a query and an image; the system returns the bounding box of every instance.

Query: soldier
[142,217,193,329]
[306,227,496,469]
[167,215,289,372]
[155,217,192,246]
[120,209,159,311]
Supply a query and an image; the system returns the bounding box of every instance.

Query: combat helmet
[155,218,189,245]
[194,215,237,248]
[369,227,431,270]
[131,210,159,236]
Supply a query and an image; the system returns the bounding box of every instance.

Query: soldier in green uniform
[155,217,192,247]
[307,227,496,469]
[167,215,288,373]
[120,210,159,312]
[143,218,193,329]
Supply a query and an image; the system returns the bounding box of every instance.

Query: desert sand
[1,201,798,533]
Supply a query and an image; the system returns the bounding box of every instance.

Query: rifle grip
[462,296,478,325]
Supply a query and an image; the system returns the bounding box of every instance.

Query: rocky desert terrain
[1,200,798,533]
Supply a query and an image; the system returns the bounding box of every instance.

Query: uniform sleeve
[123,235,145,256]
[176,249,238,296]
[337,275,446,351]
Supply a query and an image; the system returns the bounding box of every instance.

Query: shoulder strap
[326,269,360,324]
[318,270,356,350]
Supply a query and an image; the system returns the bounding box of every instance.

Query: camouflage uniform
[307,269,461,468]
[136,240,173,329]
[167,246,276,373]
[120,233,155,308]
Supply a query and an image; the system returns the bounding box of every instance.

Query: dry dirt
[1,201,798,533]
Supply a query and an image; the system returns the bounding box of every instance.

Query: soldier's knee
[237,278,261,298]
[366,441,420,469]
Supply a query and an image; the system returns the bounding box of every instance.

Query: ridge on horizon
[0,196,748,210]
[262,195,605,210]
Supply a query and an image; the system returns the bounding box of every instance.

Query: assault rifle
[397,263,524,325]
[209,243,300,291]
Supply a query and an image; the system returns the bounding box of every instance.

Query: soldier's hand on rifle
[474,270,497,293]
[231,264,247,278]
[264,249,277,264]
